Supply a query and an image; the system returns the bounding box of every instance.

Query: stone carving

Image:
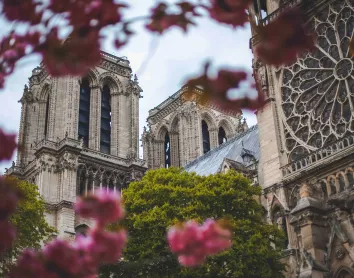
[335,247,345,260]
[282,0,354,160]
[19,85,37,104]
[57,152,78,170]
[126,148,137,162]
[98,60,131,78]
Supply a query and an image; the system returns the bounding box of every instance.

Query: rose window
[281,0,354,161]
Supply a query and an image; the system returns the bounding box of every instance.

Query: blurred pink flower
[75,189,125,226]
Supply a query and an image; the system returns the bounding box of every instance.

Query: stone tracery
[281,0,354,161]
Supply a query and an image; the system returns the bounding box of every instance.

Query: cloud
[0,1,257,172]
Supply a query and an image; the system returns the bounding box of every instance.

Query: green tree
[0,177,55,275]
[101,168,285,278]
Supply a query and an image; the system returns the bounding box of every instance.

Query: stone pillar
[117,93,129,158]
[155,140,165,168]
[89,85,100,150]
[170,132,180,167]
[111,93,119,156]
[209,128,218,150]
[57,204,75,241]
[17,102,27,166]
[290,183,328,277]
[131,91,140,156]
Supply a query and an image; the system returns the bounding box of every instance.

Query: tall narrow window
[44,95,50,138]
[164,132,171,168]
[218,127,227,145]
[100,85,111,154]
[78,78,91,147]
[202,120,210,154]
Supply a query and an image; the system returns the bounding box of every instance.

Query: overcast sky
[0,1,257,173]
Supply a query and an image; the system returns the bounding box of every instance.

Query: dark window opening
[202,120,210,154]
[100,85,111,154]
[253,0,268,19]
[78,78,91,147]
[44,95,50,138]
[164,133,171,168]
[218,127,227,145]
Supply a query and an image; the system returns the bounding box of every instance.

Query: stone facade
[6,52,147,240]
[142,85,248,169]
[251,0,354,277]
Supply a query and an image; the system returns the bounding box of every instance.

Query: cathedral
[5,0,354,277]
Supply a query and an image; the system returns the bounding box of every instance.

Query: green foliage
[0,177,56,274]
[101,168,285,278]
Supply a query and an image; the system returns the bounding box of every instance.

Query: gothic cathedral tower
[251,0,354,277]
[142,85,248,169]
[7,52,146,240]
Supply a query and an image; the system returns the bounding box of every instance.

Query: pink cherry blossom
[0,220,16,254]
[8,250,57,278]
[88,227,128,264]
[0,130,17,162]
[75,189,125,226]
[167,219,232,267]
[43,240,81,275]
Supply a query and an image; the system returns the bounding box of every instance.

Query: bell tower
[7,52,147,239]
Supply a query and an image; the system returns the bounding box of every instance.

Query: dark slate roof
[184,125,259,176]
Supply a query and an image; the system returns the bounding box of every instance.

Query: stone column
[89,85,100,150]
[17,102,27,166]
[111,93,119,156]
[290,183,328,277]
[170,132,180,167]
[155,140,165,168]
[117,93,129,158]
[131,91,140,156]
[209,127,218,150]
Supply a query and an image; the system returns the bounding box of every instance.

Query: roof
[184,125,260,176]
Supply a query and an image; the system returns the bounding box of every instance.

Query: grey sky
[0,1,257,173]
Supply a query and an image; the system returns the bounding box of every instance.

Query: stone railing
[281,135,354,176]
[34,138,145,167]
[81,147,130,166]
[250,0,303,47]
[100,51,130,66]
[35,139,58,150]
[36,137,82,151]
[57,137,82,149]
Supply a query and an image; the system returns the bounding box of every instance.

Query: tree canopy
[101,168,285,277]
[0,177,55,275]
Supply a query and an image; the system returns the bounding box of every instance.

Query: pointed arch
[271,204,289,248]
[37,83,52,140]
[170,115,180,167]
[99,72,123,95]
[86,69,100,88]
[334,266,354,278]
[218,118,235,138]
[156,125,170,168]
[202,120,211,154]
[156,124,169,141]
[200,111,217,130]
[218,126,227,145]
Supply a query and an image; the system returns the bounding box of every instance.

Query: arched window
[78,78,91,147]
[218,127,227,145]
[253,0,268,18]
[164,132,171,168]
[100,85,111,154]
[202,120,210,154]
[272,207,289,249]
[44,95,50,138]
